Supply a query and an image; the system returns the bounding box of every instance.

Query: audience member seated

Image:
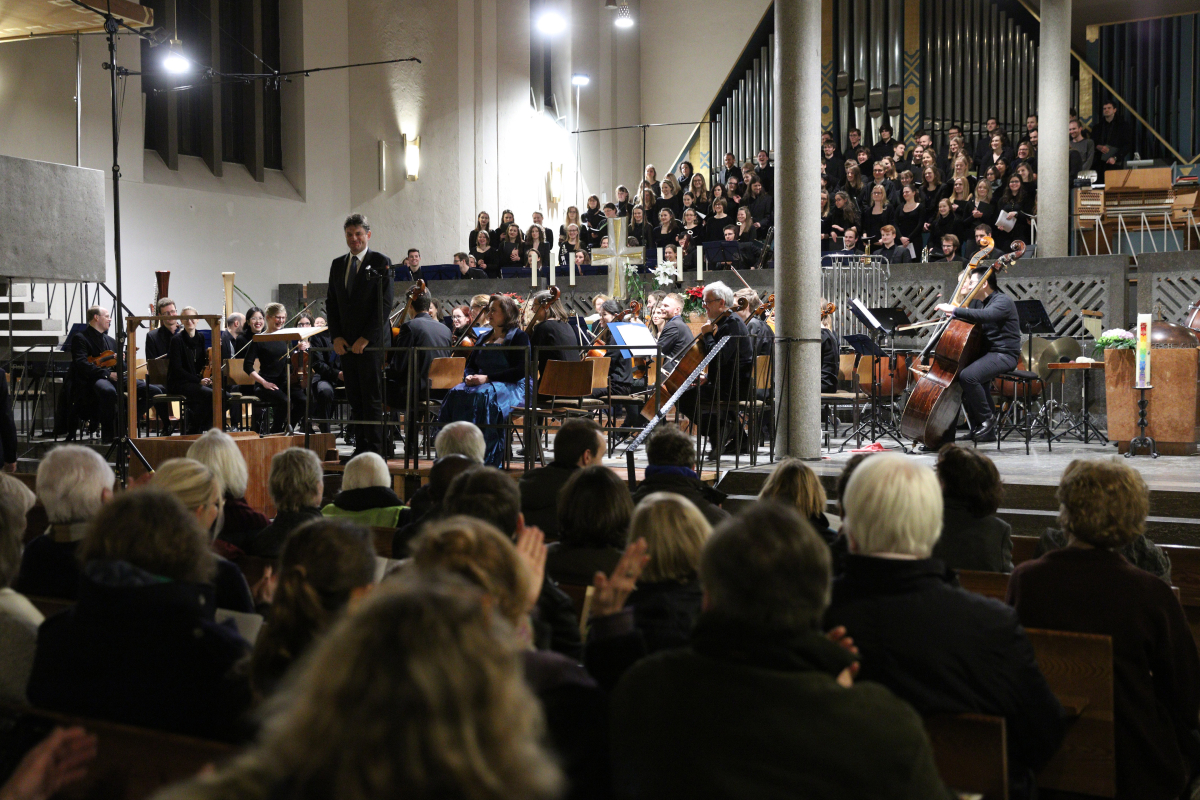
[443,466,581,660]
[26,489,252,742]
[321,452,407,528]
[931,444,1013,572]
[149,458,255,613]
[187,429,270,555]
[623,493,709,653]
[758,458,846,570]
[546,466,631,586]
[409,516,606,800]
[156,577,562,800]
[250,519,376,699]
[519,420,604,539]
[247,448,325,559]
[824,453,1065,799]
[1008,459,1200,800]
[0,474,41,706]
[15,445,114,601]
[396,421,485,521]
[1036,523,1172,583]
[609,502,951,799]
[630,425,728,525]
[391,454,477,556]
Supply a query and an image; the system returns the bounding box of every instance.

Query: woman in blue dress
[437,294,530,466]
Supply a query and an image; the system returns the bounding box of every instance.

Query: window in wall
[142,0,283,180]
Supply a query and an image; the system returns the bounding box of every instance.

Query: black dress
[820,328,839,393]
[894,203,924,249]
[703,215,733,243]
[472,246,501,278]
[167,329,215,432]
[861,205,895,245]
[652,223,682,250]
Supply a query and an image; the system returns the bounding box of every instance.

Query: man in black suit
[220,313,244,361]
[326,213,394,456]
[69,306,160,442]
[654,293,692,372]
[869,124,896,163]
[1092,101,1132,181]
[753,150,773,194]
[532,211,554,251]
[974,118,1001,171]
[387,290,451,454]
[715,152,742,190]
[144,297,179,361]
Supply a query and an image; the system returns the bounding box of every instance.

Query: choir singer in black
[326,214,394,456]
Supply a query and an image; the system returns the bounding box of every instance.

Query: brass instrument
[150,271,170,329]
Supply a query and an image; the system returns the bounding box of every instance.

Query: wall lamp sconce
[377,134,421,191]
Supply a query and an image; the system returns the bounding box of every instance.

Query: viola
[755,294,776,319]
[899,239,1026,448]
[88,350,118,370]
[524,287,561,336]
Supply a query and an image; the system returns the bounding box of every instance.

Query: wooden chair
[1011,535,1040,565]
[1026,628,1116,797]
[6,706,233,800]
[516,360,603,465]
[924,713,1008,800]
[557,582,595,640]
[418,357,466,456]
[737,354,775,461]
[226,358,260,430]
[957,570,1011,602]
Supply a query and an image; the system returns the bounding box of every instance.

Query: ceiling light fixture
[535,10,567,35]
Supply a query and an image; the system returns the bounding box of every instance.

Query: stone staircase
[0,281,67,354]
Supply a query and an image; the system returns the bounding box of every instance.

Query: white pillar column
[1037,0,1071,257]
[774,0,823,460]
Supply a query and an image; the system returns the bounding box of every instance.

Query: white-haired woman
[321,452,407,528]
[187,429,269,553]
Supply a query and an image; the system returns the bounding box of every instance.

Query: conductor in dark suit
[326,213,394,456]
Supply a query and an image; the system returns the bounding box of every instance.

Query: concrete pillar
[774,0,823,460]
[1037,0,1071,257]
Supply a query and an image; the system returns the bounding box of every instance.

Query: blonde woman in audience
[558,205,581,243]
[0,474,40,706]
[249,519,375,698]
[1008,459,1200,800]
[150,458,254,613]
[156,576,562,800]
[246,448,324,559]
[759,458,841,550]
[187,429,269,554]
[625,493,710,652]
[321,452,407,528]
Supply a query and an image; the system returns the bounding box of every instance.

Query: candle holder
[1126,386,1158,458]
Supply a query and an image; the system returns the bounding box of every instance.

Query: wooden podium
[1105,348,1200,456]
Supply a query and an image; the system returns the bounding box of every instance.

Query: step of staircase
[0,301,47,315]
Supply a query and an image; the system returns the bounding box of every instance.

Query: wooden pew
[369,526,397,559]
[1159,544,1200,642]
[556,583,594,640]
[957,570,1010,602]
[4,706,233,800]
[1025,628,1116,798]
[923,713,1008,800]
[1011,535,1039,565]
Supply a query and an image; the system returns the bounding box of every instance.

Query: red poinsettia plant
[683,285,706,317]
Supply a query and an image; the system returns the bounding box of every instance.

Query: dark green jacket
[610,613,953,800]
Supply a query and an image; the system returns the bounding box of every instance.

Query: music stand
[704,242,740,270]
[254,325,327,436]
[1012,299,1059,439]
[840,332,908,453]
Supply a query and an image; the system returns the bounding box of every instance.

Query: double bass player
[932,265,1021,444]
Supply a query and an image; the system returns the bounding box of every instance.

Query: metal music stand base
[839,332,908,453]
[1126,386,1158,458]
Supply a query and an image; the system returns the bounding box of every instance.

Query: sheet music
[851,299,882,330]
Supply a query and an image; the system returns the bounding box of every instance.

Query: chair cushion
[1001,370,1039,381]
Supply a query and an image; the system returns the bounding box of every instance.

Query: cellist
[933,265,1021,443]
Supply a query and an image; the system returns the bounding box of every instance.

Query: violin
[755,294,776,319]
[899,239,1026,449]
[88,351,118,370]
[587,300,641,359]
[453,304,490,348]
[524,287,561,335]
[390,279,428,337]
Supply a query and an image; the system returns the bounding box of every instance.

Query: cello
[898,240,1026,448]
[523,287,561,335]
[639,297,748,421]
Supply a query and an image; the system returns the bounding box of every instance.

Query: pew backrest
[1025,628,1115,798]
[924,713,1008,800]
[957,570,1010,602]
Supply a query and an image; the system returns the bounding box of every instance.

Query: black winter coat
[825,555,1066,798]
[518,462,576,539]
[932,498,1014,573]
[625,577,703,654]
[630,468,729,526]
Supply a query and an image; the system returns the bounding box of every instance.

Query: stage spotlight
[571,73,590,86]
[614,3,634,28]
[163,42,190,74]
[535,10,566,35]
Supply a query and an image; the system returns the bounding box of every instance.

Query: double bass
[899,239,1026,448]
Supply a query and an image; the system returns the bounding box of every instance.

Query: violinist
[591,300,634,401]
[245,303,307,433]
[449,305,474,343]
[167,306,219,433]
[527,289,584,379]
[297,314,336,433]
[933,265,1021,444]
[676,282,754,459]
[68,305,162,443]
[387,289,452,414]
[734,289,774,356]
[820,299,840,393]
